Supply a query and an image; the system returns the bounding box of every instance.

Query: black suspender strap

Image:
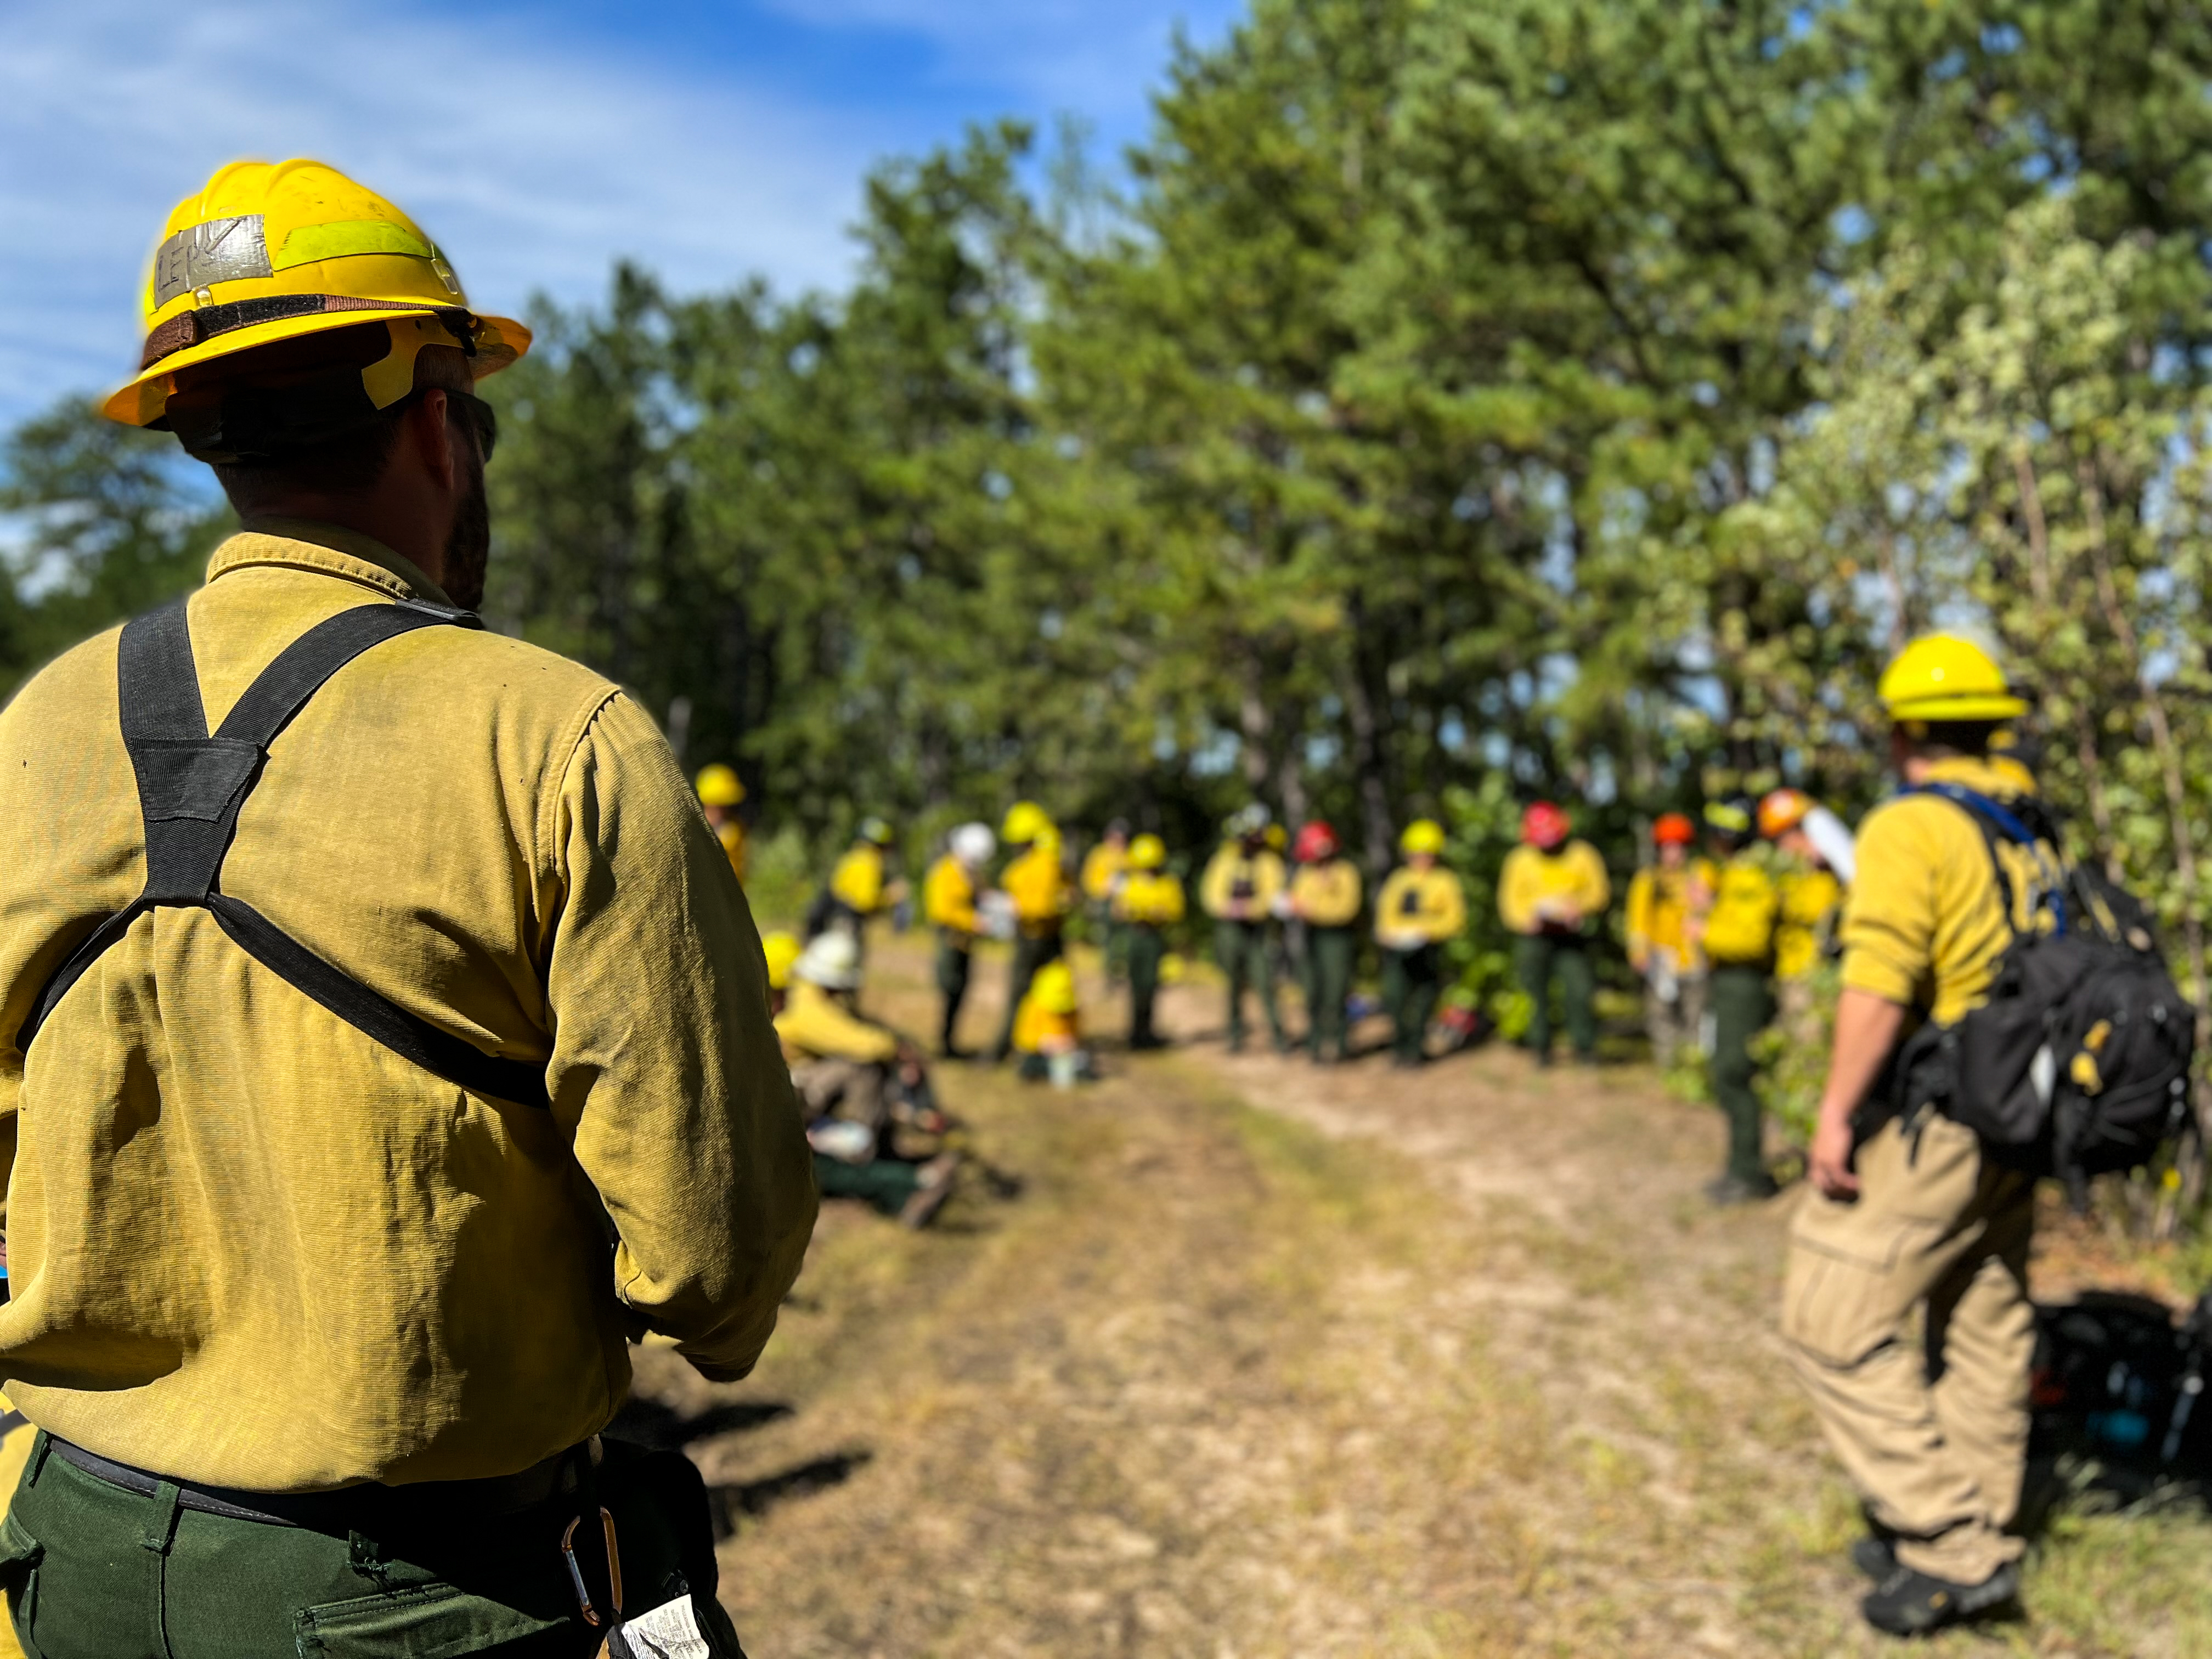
[18,596,550,1110]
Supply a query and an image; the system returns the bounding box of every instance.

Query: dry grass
[628,935,2212,1656]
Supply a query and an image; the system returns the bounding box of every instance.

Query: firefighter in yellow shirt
[1497,802,1610,1065]
[923,822,997,1057]
[1081,819,1132,983]
[1114,834,1185,1049]
[822,817,907,950]
[1624,812,1708,1067]
[990,802,1075,1063]
[696,761,749,884]
[1200,805,1289,1053]
[1690,799,1782,1203]
[1289,821,1362,1063]
[1785,636,2046,1637]
[1376,819,1468,1066]
[0,160,811,1647]
[1013,959,1097,1085]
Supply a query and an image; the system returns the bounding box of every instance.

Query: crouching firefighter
[0,162,816,1657]
[1783,633,2193,1639]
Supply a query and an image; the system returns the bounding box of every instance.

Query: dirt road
[625,938,2210,1657]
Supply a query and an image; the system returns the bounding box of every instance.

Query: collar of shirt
[217,517,455,607]
[1919,754,2037,799]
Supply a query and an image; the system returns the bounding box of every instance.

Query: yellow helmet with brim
[1878,634,2028,723]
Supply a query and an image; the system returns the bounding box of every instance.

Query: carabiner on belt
[561,1507,624,1627]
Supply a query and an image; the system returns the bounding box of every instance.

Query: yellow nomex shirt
[1114,871,1186,927]
[1776,866,1843,980]
[1497,841,1610,935]
[923,853,980,939]
[830,842,893,915]
[1842,758,2050,1027]
[1289,860,1362,928]
[1199,846,1285,918]
[1624,862,1710,962]
[1080,842,1127,903]
[1375,866,1467,944]
[1701,856,1780,967]
[0,525,816,1493]
[1002,841,1073,936]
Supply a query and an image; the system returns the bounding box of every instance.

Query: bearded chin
[442,461,491,611]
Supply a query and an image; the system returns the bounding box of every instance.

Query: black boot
[1861,1562,2019,1637]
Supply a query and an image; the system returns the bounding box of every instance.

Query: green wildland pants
[1126,924,1167,1049]
[0,1430,742,1658]
[1303,926,1355,1061]
[1707,962,1776,1183]
[1514,933,1596,1061]
[934,934,972,1054]
[815,1151,922,1216]
[1213,920,1284,1051]
[1382,943,1442,1064]
[990,930,1063,1062]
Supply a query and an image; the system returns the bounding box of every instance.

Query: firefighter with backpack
[1782,634,2192,1637]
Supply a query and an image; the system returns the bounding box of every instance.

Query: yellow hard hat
[760,930,802,992]
[104,160,529,430]
[1878,634,2028,723]
[1128,833,1167,871]
[1032,960,1079,1016]
[1002,800,1054,844]
[695,764,746,808]
[1401,819,1447,856]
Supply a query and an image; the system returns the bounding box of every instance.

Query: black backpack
[1892,784,2197,1206]
[2029,1290,2212,1496]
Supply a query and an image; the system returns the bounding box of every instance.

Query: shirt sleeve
[1575,844,1612,915]
[546,693,817,1384]
[1839,803,1939,1007]
[1625,871,1654,950]
[1425,872,1468,941]
[1199,850,1233,917]
[1497,850,1538,934]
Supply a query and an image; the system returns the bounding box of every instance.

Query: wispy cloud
[0,0,889,424]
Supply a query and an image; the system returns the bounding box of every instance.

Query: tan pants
[1781,1113,2035,1582]
[787,1056,889,1131]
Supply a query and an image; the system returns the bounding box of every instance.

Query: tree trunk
[1343,592,1397,875]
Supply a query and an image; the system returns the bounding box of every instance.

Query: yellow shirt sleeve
[1080,845,1126,902]
[1568,841,1611,916]
[718,820,747,885]
[1625,869,1655,954]
[1006,846,1073,929]
[923,856,978,934]
[1420,870,1467,941]
[1198,847,1238,917]
[1497,847,1541,934]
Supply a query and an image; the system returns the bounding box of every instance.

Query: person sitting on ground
[1013,958,1097,1086]
[1624,811,1709,1069]
[1376,819,1469,1067]
[1497,802,1610,1066]
[1114,833,1185,1051]
[924,821,996,1058]
[1200,805,1290,1053]
[1289,821,1362,1064]
[775,931,958,1227]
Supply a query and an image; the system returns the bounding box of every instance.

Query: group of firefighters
[0,154,2100,1650]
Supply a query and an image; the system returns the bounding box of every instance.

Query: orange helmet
[1758,788,1814,839]
[1652,812,1695,847]
[1521,802,1570,850]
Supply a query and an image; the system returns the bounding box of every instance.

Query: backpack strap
[1900,781,2070,937]
[19,596,550,1110]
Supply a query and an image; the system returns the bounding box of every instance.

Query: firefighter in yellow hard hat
[1080,819,1133,984]
[1378,819,1468,1066]
[1013,958,1097,1086]
[923,822,997,1057]
[1784,634,2042,1637]
[1200,805,1289,1053]
[1497,802,1609,1066]
[696,761,750,883]
[0,161,811,1647]
[990,802,1074,1063]
[1113,833,1186,1050]
[1690,798,1783,1204]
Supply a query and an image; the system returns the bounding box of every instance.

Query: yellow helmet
[695,764,746,808]
[1400,819,1447,856]
[1031,960,1079,1016]
[105,160,529,431]
[1878,634,2028,723]
[1002,800,1055,844]
[1128,833,1167,871]
[760,930,802,992]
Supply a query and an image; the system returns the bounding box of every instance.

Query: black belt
[47,1435,589,1531]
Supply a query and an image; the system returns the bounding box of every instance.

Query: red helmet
[1293,821,1340,864]
[1522,801,1570,849]
[1652,811,1695,846]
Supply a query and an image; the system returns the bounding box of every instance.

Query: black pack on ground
[1892,784,2196,1202]
[2029,1291,2211,1496]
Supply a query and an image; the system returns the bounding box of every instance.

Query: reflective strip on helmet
[274,219,437,269]
[152,215,275,308]
[139,295,477,370]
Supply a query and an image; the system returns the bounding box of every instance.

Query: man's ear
[406,388,458,493]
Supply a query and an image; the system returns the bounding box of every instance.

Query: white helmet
[793,929,862,990]
[951,822,996,866]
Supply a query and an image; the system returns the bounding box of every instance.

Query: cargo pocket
[0,1509,45,1644]
[1782,1199,1944,1369]
[294,1582,568,1658]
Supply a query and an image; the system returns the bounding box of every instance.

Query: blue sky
[0,0,1244,430]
